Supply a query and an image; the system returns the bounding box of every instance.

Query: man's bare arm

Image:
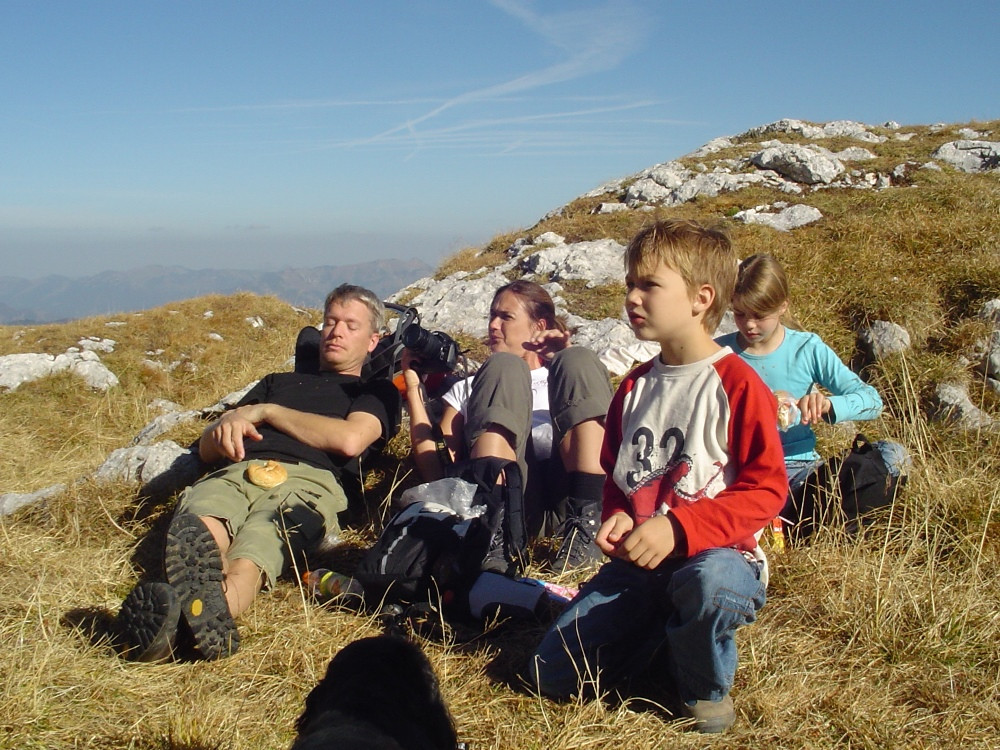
[198,403,382,464]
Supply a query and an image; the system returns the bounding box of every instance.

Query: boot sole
[165,513,240,660]
[116,581,180,662]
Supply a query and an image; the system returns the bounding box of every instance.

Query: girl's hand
[798,391,831,425]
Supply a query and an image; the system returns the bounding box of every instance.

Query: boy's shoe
[553,501,603,572]
[681,695,735,734]
[164,513,240,660]
[114,581,181,662]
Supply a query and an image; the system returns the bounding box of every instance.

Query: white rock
[0,484,66,517]
[734,203,823,231]
[68,355,120,390]
[534,232,566,246]
[932,141,1000,172]
[95,440,201,486]
[519,239,626,287]
[132,410,200,446]
[201,382,257,417]
[858,321,912,362]
[981,331,1000,380]
[592,202,628,214]
[149,399,185,413]
[686,137,735,157]
[626,176,675,204]
[979,299,1000,326]
[581,176,629,199]
[78,337,116,353]
[0,350,118,392]
[834,147,876,161]
[751,144,845,185]
[933,383,995,430]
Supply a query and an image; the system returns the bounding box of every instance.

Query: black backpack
[784,433,905,545]
[354,457,527,615]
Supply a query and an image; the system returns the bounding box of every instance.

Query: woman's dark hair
[492,280,568,333]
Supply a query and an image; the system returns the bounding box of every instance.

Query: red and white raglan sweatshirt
[602,347,788,579]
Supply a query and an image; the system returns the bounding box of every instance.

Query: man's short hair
[324,284,385,333]
[624,219,737,332]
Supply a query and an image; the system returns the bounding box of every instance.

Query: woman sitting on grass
[402,280,614,571]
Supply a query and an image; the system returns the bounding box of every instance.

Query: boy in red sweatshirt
[529,220,787,733]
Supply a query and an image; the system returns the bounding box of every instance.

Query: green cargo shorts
[175,459,347,588]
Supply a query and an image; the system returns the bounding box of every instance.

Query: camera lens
[401,324,427,349]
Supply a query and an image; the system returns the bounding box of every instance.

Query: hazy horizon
[3,1,997,279]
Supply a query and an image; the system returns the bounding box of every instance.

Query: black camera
[401,322,459,373]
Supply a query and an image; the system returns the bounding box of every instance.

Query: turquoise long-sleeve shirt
[715,327,883,461]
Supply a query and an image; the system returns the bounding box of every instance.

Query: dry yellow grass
[2,120,999,748]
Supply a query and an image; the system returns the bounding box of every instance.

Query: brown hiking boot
[681,695,735,733]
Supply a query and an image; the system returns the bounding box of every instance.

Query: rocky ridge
[3,117,998,515]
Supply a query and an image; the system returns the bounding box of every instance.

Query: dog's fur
[291,635,457,750]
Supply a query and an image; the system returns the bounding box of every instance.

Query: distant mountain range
[0,258,433,324]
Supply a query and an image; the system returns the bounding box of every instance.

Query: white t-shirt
[442,366,553,461]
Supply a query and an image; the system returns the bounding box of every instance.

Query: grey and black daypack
[354,457,526,616]
[784,433,906,544]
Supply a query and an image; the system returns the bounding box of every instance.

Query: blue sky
[2,0,998,279]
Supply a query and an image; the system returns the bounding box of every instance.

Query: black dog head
[292,634,457,750]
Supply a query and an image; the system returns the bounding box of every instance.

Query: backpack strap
[446,457,527,579]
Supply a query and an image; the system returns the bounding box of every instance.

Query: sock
[567,472,604,511]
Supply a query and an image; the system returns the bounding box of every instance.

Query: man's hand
[615,514,679,570]
[524,329,570,363]
[203,404,268,462]
[596,512,635,556]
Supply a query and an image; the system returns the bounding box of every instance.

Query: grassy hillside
[1,120,999,749]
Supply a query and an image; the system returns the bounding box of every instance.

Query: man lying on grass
[114,283,400,661]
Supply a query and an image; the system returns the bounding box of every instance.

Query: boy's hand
[596,512,634,556]
[616,514,678,570]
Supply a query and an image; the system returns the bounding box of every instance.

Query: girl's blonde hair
[733,253,800,328]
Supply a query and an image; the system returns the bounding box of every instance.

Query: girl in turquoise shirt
[716,253,907,495]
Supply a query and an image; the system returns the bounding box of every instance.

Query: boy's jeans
[530,549,765,703]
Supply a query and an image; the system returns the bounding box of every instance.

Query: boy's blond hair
[624,219,737,332]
